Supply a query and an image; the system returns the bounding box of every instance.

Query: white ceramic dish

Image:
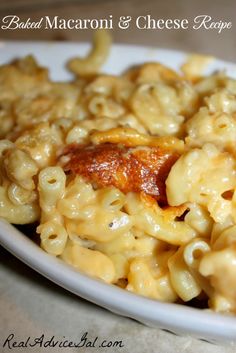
[1,41,236,344]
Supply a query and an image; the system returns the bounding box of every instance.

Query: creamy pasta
[1,31,236,315]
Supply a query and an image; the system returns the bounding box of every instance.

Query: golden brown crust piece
[59,143,179,205]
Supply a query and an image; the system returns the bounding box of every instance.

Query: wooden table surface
[0,0,235,61]
[0,1,236,353]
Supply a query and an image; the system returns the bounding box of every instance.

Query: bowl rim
[1,42,236,343]
[1,219,236,343]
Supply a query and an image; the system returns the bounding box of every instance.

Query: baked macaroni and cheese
[1,31,236,314]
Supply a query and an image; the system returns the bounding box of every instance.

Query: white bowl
[1,41,236,344]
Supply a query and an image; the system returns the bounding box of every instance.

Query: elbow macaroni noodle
[1,31,236,314]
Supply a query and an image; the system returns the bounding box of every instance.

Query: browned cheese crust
[60,143,179,205]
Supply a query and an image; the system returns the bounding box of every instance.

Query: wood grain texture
[0,0,235,61]
[0,0,236,61]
